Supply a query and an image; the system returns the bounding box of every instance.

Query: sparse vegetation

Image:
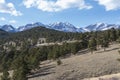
[88,37,97,53]
[0,27,120,80]
[57,59,62,65]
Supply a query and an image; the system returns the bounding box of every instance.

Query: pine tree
[52,44,60,60]
[101,37,109,51]
[96,38,102,49]
[70,43,77,55]
[12,58,29,80]
[110,28,117,42]
[88,37,97,54]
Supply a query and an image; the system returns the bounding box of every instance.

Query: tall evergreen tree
[88,37,97,54]
[110,28,117,42]
[12,58,29,80]
[101,37,109,51]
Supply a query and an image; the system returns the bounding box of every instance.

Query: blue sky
[0,0,120,28]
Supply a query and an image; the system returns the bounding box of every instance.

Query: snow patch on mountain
[48,22,79,32]
[0,25,16,32]
[84,23,120,32]
[0,22,120,33]
[17,22,45,31]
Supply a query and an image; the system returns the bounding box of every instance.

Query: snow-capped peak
[48,22,78,32]
[17,22,45,31]
[0,22,120,33]
[84,22,119,32]
[0,24,16,32]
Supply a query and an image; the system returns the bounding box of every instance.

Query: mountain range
[0,22,120,33]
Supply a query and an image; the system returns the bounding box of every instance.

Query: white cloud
[23,0,92,12]
[9,20,17,24]
[0,17,6,21]
[0,0,22,16]
[0,0,5,3]
[95,0,120,11]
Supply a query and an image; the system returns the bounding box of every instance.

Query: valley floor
[28,43,120,80]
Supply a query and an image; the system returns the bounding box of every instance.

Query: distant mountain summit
[17,22,45,31]
[84,23,120,32]
[0,22,120,32]
[17,22,83,32]
[0,25,16,32]
[48,22,79,32]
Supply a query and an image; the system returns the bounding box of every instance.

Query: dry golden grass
[28,43,120,80]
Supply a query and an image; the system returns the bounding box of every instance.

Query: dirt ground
[28,43,120,80]
[84,73,120,80]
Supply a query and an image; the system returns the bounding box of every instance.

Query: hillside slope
[28,43,120,80]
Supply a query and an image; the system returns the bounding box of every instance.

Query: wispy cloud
[95,0,120,11]
[9,20,17,24]
[23,0,92,12]
[0,0,22,16]
[0,17,6,21]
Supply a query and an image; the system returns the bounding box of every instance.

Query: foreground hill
[28,43,120,80]
[1,43,119,80]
